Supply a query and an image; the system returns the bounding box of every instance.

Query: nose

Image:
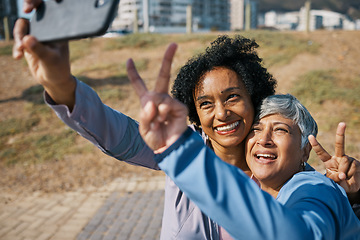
[257,129,273,146]
[214,103,229,121]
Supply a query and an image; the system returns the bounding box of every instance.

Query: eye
[227,94,240,101]
[199,101,212,109]
[250,125,261,133]
[274,127,289,133]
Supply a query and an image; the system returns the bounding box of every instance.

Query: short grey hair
[256,94,318,149]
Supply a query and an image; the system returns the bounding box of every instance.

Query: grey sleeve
[45,79,159,170]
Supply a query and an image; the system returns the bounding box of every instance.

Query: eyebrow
[220,87,241,94]
[254,121,293,129]
[272,121,292,128]
[196,87,242,101]
[196,95,208,101]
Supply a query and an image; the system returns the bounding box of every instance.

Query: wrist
[44,75,76,111]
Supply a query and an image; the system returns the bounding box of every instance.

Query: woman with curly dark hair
[172,35,276,127]
[170,35,276,174]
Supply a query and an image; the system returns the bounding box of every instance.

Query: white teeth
[216,121,239,132]
[257,154,276,159]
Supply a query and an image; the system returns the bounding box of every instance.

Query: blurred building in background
[263,8,356,31]
[0,0,18,40]
[111,0,230,33]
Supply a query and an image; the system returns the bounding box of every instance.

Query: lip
[253,151,277,164]
[214,120,241,135]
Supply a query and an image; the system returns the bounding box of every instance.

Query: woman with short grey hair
[257,94,318,149]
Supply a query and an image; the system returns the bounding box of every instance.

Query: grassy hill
[1,30,360,201]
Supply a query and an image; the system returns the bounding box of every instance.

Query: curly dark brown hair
[171,35,277,126]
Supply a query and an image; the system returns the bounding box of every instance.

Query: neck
[260,184,282,198]
[259,169,302,198]
[210,141,251,176]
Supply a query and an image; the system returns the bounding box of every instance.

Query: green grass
[72,31,319,69]
[97,87,124,101]
[0,129,78,166]
[0,44,12,56]
[69,39,93,62]
[103,33,169,51]
[290,70,360,130]
[291,70,360,106]
[0,117,40,137]
[240,31,320,67]
[73,58,148,77]
[103,33,219,51]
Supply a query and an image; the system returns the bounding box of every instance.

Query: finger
[308,135,332,162]
[155,43,178,93]
[334,122,346,157]
[23,0,43,13]
[326,170,342,183]
[140,101,158,133]
[338,156,353,179]
[339,159,360,193]
[22,35,62,63]
[345,157,359,179]
[338,180,350,193]
[12,18,30,59]
[22,35,47,59]
[126,58,148,98]
[157,97,173,122]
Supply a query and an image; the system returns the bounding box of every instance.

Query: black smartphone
[29,0,120,42]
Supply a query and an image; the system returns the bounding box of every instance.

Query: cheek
[241,102,255,123]
[245,137,255,156]
[281,141,303,166]
[197,111,211,127]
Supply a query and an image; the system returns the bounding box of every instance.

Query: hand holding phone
[30,0,120,42]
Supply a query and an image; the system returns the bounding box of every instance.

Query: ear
[301,143,312,163]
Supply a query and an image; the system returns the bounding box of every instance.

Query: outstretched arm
[12,0,157,169]
[308,122,360,201]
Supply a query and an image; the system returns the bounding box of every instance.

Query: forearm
[46,79,158,169]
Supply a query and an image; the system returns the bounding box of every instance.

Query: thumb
[140,101,158,133]
[326,169,342,183]
[22,35,50,60]
[338,172,347,180]
[308,135,331,163]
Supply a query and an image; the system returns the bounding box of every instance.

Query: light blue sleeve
[155,128,360,240]
[45,79,158,169]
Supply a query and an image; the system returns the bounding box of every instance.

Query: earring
[301,161,306,171]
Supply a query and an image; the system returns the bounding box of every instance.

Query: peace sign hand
[308,122,360,193]
[127,43,188,153]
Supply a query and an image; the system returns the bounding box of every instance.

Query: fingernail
[339,172,346,180]
[26,36,36,49]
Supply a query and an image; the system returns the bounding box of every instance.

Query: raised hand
[308,122,360,193]
[13,0,75,110]
[126,43,188,153]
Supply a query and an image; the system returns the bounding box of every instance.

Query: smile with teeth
[256,153,276,159]
[255,153,277,163]
[215,121,240,132]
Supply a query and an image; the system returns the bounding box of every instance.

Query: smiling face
[194,67,254,151]
[245,114,309,196]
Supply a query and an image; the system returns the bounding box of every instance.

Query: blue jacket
[155,128,360,240]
